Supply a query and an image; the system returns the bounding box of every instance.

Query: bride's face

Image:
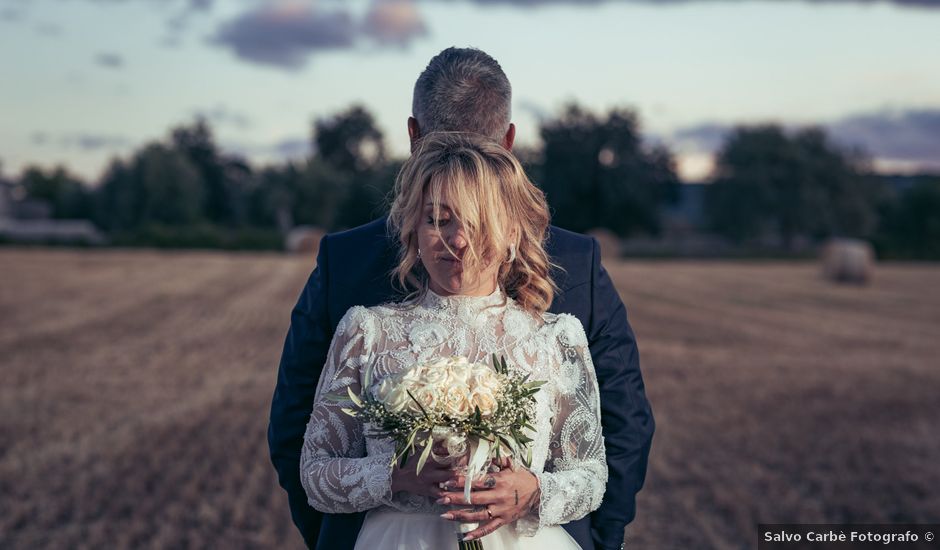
[416,201,499,297]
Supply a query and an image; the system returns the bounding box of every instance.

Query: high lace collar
[419,285,508,314]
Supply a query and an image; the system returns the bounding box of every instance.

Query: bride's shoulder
[335,304,383,338]
[337,299,414,333]
[538,311,589,349]
[365,298,418,319]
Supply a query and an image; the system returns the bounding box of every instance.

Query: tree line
[4,104,938,258]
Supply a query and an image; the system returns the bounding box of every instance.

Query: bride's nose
[446,226,468,251]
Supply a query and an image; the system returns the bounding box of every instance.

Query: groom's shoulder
[320,217,395,266]
[547,224,595,256]
[324,217,391,249]
[547,225,596,289]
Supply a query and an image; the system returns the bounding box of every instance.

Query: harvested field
[1,248,938,549]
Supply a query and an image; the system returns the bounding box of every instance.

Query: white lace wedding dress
[300,287,607,550]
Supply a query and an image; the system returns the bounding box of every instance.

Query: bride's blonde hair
[387,132,557,314]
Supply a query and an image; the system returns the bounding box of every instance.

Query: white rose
[446,363,472,385]
[373,377,410,413]
[408,383,442,414]
[420,364,449,386]
[470,362,490,377]
[469,388,498,416]
[427,358,450,369]
[469,368,501,393]
[442,384,472,419]
[400,364,425,384]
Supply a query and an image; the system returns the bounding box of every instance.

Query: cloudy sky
[1,0,938,182]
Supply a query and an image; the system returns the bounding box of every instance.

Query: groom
[268,47,654,550]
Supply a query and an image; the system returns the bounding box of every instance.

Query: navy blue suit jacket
[267,217,654,550]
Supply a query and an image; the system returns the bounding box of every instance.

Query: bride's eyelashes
[426,216,451,227]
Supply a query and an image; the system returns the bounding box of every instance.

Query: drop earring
[417,248,422,259]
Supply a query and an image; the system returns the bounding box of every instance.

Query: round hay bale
[285,226,325,256]
[587,228,622,261]
[820,238,875,285]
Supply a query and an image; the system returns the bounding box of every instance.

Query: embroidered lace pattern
[300,287,607,536]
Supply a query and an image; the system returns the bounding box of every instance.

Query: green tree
[137,143,206,225]
[875,178,940,259]
[313,105,386,174]
[538,104,679,237]
[95,158,140,231]
[706,125,880,248]
[305,104,391,230]
[171,119,249,226]
[95,144,206,231]
[333,159,400,230]
[19,165,94,219]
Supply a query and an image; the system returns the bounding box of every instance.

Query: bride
[300,132,607,549]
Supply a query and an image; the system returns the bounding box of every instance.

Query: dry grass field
[1,248,938,549]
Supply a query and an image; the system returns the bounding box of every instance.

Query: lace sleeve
[299,306,396,513]
[520,314,608,533]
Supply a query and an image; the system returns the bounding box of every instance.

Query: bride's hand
[435,457,541,542]
[390,442,468,499]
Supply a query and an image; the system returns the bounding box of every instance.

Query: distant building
[0,180,106,245]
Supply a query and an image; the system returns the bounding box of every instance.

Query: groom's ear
[503,123,516,151]
[408,117,420,152]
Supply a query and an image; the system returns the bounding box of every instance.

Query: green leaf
[340,407,359,417]
[346,387,363,408]
[415,436,433,475]
[405,428,418,450]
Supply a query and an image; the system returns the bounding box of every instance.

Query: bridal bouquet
[341,354,545,549]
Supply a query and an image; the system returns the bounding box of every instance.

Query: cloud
[669,107,940,171]
[362,0,428,46]
[828,108,940,163]
[272,137,309,158]
[223,136,310,160]
[1,7,23,22]
[210,2,356,70]
[191,104,253,129]
[71,134,133,150]
[211,0,428,70]
[95,52,124,69]
[32,132,132,150]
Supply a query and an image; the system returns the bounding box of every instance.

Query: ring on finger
[486,505,494,519]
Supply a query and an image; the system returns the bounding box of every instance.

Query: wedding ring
[485,506,494,519]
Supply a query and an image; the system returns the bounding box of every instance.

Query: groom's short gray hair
[412,47,512,141]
